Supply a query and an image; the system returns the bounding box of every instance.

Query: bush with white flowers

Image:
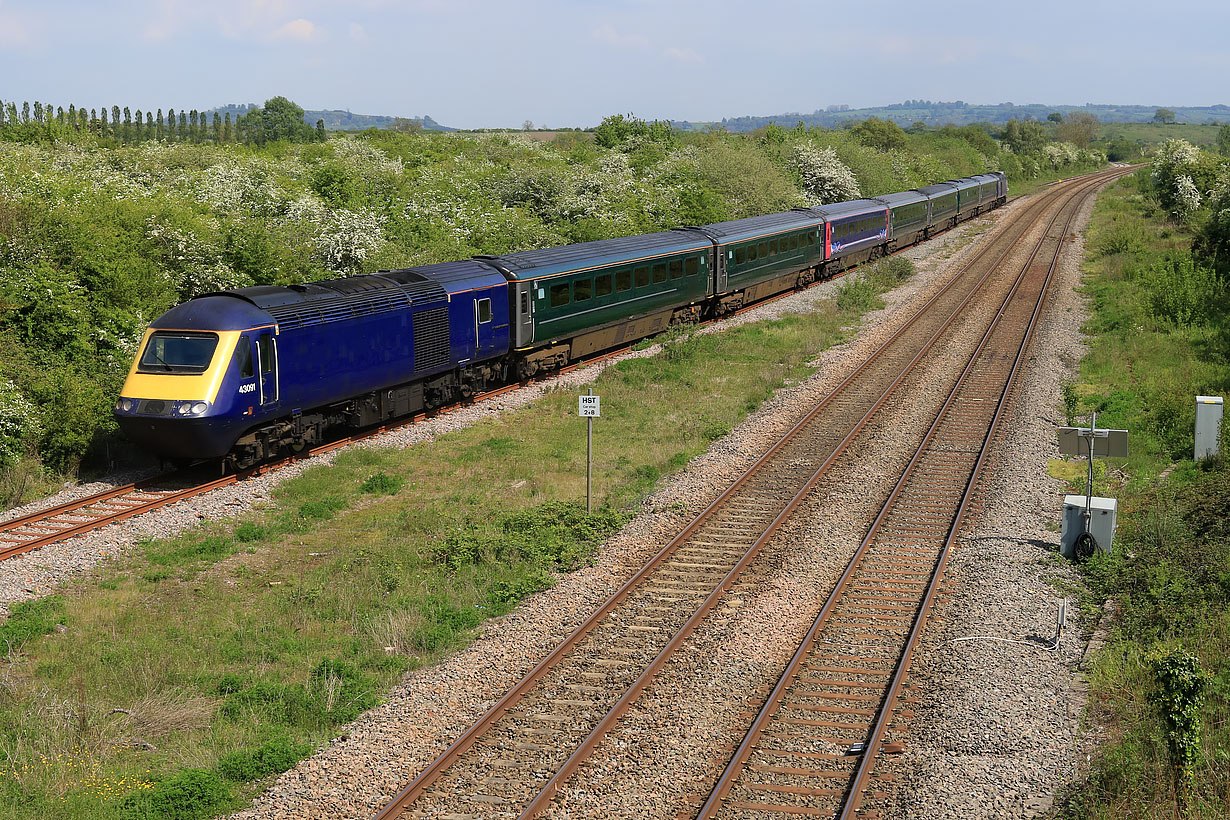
[0,380,41,470]
[791,144,860,205]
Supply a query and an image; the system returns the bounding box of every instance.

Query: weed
[360,472,404,495]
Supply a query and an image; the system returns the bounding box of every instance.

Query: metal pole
[586,387,593,513]
[1084,411,1096,536]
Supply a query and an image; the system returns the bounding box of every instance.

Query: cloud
[664,46,702,64]
[0,5,33,48]
[593,22,648,50]
[271,17,318,41]
[348,21,367,42]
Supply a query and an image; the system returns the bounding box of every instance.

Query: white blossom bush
[791,144,860,205]
[1172,175,1202,222]
[0,380,41,470]
[1043,142,1080,170]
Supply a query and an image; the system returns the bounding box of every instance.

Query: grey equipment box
[1061,495,1118,559]
[1195,396,1223,461]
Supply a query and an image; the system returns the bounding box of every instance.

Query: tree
[99,106,108,136]
[223,112,231,142]
[1217,124,1230,156]
[1154,107,1176,124]
[213,112,222,142]
[177,110,187,141]
[1047,112,1063,123]
[316,119,326,141]
[146,111,154,138]
[522,119,534,131]
[593,113,673,149]
[166,108,175,141]
[156,108,164,140]
[237,96,315,145]
[123,106,132,141]
[67,104,76,130]
[389,117,423,133]
[1057,111,1098,148]
[851,117,908,152]
[1000,118,1047,154]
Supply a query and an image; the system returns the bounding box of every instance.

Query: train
[114,171,1007,469]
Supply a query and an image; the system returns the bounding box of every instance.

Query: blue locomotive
[115,172,1006,468]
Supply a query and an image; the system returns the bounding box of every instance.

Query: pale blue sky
[1,0,1224,129]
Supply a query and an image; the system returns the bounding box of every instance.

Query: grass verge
[1054,170,1230,818]
[0,256,915,819]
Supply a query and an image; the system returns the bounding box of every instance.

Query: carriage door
[475,295,495,358]
[257,330,278,407]
[516,283,535,346]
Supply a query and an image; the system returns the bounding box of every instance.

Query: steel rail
[695,169,1124,820]
[368,170,1118,820]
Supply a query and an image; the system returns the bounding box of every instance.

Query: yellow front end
[119,329,243,403]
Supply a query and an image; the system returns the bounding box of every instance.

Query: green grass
[0,257,916,819]
[1054,167,1230,819]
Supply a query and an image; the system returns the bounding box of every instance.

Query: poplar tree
[111,105,120,132]
[123,107,132,141]
[89,108,97,132]
[146,111,154,138]
[134,109,143,140]
[223,112,231,142]
[166,108,175,141]
[22,102,30,123]
[68,104,76,129]
[156,108,164,140]
[56,106,64,125]
[188,109,198,142]
[213,111,221,142]
[178,111,187,141]
[100,106,108,136]
[0,101,5,128]
[33,102,43,122]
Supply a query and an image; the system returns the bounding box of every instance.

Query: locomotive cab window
[234,336,254,379]
[258,335,275,375]
[550,282,570,307]
[137,331,219,375]
[477,298,492,323]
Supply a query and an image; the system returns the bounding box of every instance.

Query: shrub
[360,472,404,495]
[791,143,860,205]
[0,596,66,651]
[1144,254,1221,327]
[116,768,231,820]
[218,735,313,782]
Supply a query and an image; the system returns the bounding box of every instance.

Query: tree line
[0,95,325,146]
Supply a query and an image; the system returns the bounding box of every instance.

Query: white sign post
[579,391,600,512]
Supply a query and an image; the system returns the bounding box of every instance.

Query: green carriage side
[479,230,713,374]
[694,211,826,315]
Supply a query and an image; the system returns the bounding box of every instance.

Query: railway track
[693,169,1119,820]
[0,179,1039,564]
[370,168,1125,820]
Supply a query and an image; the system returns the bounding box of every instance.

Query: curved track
[370,168,1125,820]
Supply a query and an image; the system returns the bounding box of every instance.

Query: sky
[1,0,1226,130]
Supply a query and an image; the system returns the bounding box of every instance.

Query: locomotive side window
[669,259,683,279]
[596,273,613,297]
[235,336,254,378]
[477,298,492,323]
[685,257,699,276]
[574,279,591,302]
[652,263,667,284]
[635,266,650,288]
[550,282,570,307]
[616,269,632,291]
[258,335,275,375]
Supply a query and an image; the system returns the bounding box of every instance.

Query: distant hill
[209,103,455,132]
[674,101,1230,132]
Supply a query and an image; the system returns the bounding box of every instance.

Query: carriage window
[747,244,757,261]
[574,279,591,301]
[789,235,799,251]
[477,298,492,322]
[635,266,650,287]
[652,263,667,284]
[616,269,632,291]
[596,273,613,297]
[669,260,683,279]
[234,336,254,379]
[758,242,768,259]
[685,257,699,276]
[735,247,746,265]
[769,239,779,255]
[807,231,815,245]
[550,282,570,307]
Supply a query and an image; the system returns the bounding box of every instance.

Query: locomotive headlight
[116,398,134,412]
[173,401,210,416]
